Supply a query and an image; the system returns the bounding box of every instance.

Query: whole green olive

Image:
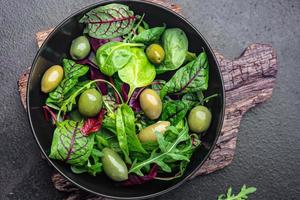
[70,36,91,60]
[78,88,103,117]
[188,105,212,133]
[138,121,170,142]
[102,148,128,181]
[146,44,165,64]
[41,65,64,93]
[139,89,162,120]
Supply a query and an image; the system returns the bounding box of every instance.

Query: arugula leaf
[118,48,156,100]
[160,100,189,126]
[218,185,257,200]
[156,28,188,74]
[46,59,89,108]
[96,41,144,76]
[129,123,191,176]
[79,4,136,39]
[49,120,94,166]
[160,51,209,99]
[132,25,166,44]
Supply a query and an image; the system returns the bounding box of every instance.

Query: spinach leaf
[96,42,144,76]
[160,51,209,99]
[70,148,103,176]
[116,106,131,164]
[79,4,136,39]
[132,25,166,44]
[120,104,146,154]
[160,100,189,126]
[156,28,188,74]
[49,120,94,166]
[129,124,191,176]
[118,48,156,100]
[46,59,89,107]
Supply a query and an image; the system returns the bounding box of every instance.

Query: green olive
[78,88,103,117]
[102,148,128,181]
[70,36,91,60]
[146,44,165,64]
[139,89,162,120]
[188,105,212,133]
[138,121,170,142]
[41,65,64,93]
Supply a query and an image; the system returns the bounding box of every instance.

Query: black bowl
[27,0,225,199]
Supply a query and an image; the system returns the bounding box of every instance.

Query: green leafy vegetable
[129,123,191,176]
[46,59,89,108]
[95,130,121,152]
[156,28,188,74]
[96,42,144,76]
[115,104,147,163]
[120,104,146,154]
[218,185,257,200]
[70,148,103,176]
[79,4,136,39]
[49,120,94,166]
[132,25,166,44]
[118,47,156,100]
[182,91,204,109]
[115,105,131,164]
[160,100,189,126]
[160,51,209,99]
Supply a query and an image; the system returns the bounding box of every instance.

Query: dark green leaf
[46,59,89,107]
[160,100,189,126]
[79,4,136,39]
[129,123,191,176]
[160,51,209,99]
[132,25,166,44]
[49,120,94,166]
[156,28,188,74]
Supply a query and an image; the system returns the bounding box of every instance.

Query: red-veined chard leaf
[160,51,209,99]
[79,4,136,39]
[160,100,189,126]
[46,59,89,108]
[49,120,94,166]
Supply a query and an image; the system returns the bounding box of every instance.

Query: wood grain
[17,0,278,199]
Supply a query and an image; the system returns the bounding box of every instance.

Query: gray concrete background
[0,0,299,199]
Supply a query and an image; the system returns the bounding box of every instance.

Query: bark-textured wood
[17,0,278,199]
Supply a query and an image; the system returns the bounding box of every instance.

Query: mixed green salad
[41,3,217,185]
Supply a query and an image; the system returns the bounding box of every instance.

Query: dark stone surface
[0,0,299,199]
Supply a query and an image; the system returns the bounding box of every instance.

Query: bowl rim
[26,0,225,199]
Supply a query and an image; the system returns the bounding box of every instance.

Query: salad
[40,3,216,185]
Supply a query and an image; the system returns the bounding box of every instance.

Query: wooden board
[17,0,278,199]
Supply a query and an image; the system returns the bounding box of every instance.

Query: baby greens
[79,4,136,39]
[118,48,156,100]
[43,3,217,185]
[49,120,94,165]
[96,42,144,76]
[156,28,188,74]
[160,51,209,99]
